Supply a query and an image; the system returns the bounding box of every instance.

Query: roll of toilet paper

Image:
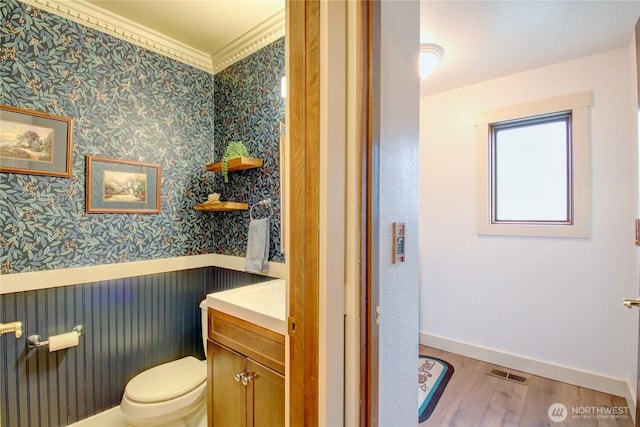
[48,331,79,352]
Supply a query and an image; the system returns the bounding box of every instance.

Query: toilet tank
[199,300,208,356]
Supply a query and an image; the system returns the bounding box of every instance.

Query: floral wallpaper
[212,37,285,263]
[0,0,219,274]
[0,1,286,275]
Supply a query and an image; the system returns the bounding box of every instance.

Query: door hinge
[375,306,380,324]
[635,219,640,246]
[288,316,296,336]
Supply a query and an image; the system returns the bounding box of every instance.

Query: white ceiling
[420,0,640,95]
[62,1,640,93]
[86,0,284,57]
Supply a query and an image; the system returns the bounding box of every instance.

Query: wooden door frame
[287,1,378,425]
[359,1,380,426]
[287,1,320,425]
[635,16,640,427]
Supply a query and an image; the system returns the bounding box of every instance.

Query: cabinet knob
[234,371,256,385]
[241,372,255,386]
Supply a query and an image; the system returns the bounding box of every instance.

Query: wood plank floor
[419,345,633,427]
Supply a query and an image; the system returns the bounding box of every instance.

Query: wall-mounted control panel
[393,222,405,263]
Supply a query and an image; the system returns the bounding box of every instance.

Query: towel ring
[250,198,273,220]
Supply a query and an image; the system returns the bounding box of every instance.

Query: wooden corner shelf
[205,157,263,173]
[196,157,261,212]
[194,201,249,211]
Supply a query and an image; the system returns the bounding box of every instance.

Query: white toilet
[120,300,209,427]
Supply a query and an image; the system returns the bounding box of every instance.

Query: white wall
[379,1,421,426]
[630,25,640,413]
[419,47,638,401]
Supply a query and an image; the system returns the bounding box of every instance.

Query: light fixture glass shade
[420,43,444,79]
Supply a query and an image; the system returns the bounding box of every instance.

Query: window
[492,112,571,224]
[476,91,592,238]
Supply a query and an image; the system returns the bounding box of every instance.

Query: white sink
[206,279,286,334]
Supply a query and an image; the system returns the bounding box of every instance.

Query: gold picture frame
[86,156,161,214]
[0,105,73,177]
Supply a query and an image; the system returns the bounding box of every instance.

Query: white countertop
[206,279,286,335]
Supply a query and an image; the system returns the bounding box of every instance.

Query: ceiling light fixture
[420,43,444,79]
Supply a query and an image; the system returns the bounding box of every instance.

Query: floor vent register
[487,368,530,386]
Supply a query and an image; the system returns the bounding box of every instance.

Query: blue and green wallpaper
[0,0,285,274]
[213,37,285,263]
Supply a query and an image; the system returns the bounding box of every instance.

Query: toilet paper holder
[0,321,23,338]
[27,325,84,349]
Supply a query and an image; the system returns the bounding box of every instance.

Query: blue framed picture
[0,105,73,177]
[86,156,161,214]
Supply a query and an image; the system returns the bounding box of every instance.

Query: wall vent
[487,368,530,386]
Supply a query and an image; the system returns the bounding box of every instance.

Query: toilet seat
[120,357,207,426]
[125,356,206,403]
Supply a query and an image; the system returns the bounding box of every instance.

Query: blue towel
[245,217,270,274]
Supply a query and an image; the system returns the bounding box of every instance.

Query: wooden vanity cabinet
[207,308,285,427]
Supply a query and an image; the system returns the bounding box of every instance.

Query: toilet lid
[125,356,206,403]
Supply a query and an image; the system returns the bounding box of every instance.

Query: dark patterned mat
[419,355,454,423]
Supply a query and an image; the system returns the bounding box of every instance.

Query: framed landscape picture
[0,105,73,177]
[86,156,161,214]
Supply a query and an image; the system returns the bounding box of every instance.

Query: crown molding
[211,9,285,73]
[18,0,214,72]
[17,0,285,75]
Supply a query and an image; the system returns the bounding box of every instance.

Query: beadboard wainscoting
[0,266,267,427]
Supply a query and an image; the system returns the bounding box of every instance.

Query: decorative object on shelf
[0,104,74,177]
[220,141,249,183]
[194,192,248,211]
[86,156,161,214]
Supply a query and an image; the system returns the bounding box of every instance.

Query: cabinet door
[209,340,247,427]
[247,359,285,427]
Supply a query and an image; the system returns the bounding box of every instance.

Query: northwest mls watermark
[548,402,630,423]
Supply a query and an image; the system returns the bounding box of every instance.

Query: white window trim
[476,91,592,238]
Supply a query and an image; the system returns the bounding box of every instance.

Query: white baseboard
[420,331,636,419]
[625,381,637,424]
